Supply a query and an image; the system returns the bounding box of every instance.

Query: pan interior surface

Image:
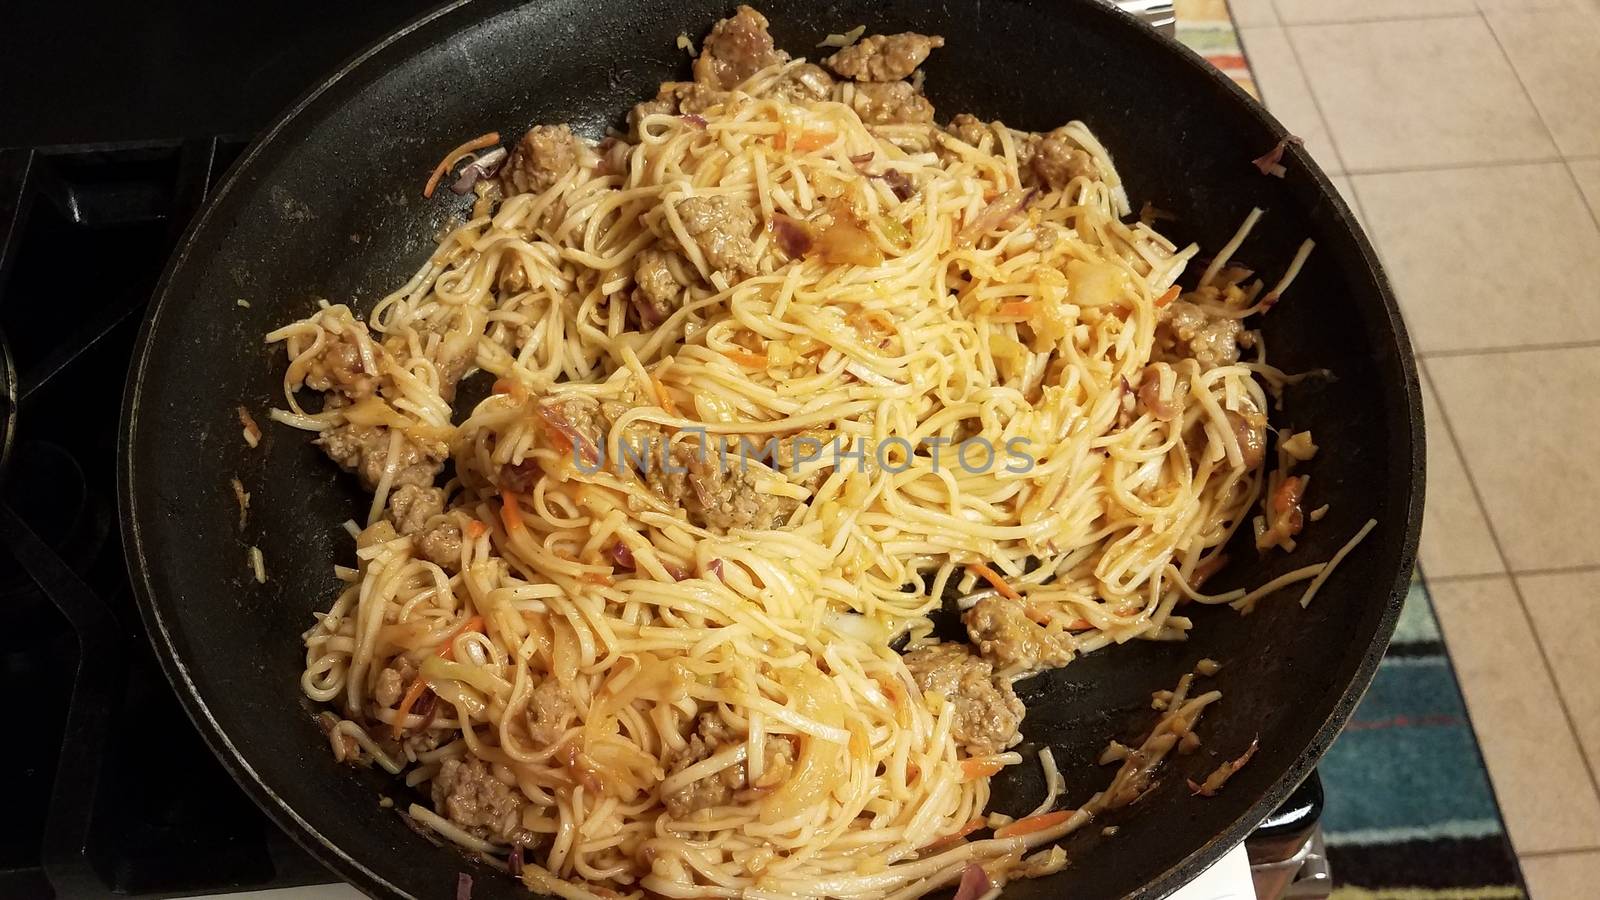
[121,1,1422,898]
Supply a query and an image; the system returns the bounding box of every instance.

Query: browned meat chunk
[415,520,463,571]
[303,331,377,399]
[629,83,727,137]
[1158,301,1248,370]
[316,424,443,492]
[963,597,1074,673]
[693,5,787,89]
[685,450,798,531]
[374,655,418,708]
[845,81,935,126]
[632,246,691,328]
[525,678,575,746]
[902,643,1023,756]
[824,33,944,82]
[662,713,796,818]
[765,63,834,104]
[1028,128,1099,190]
[502,124,578,196]
[431,756,536,846]
[946,113,989,147]
[387,484,445,534]
[675,196,759,277]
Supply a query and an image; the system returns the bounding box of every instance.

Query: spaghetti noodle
[267,8,1371,897]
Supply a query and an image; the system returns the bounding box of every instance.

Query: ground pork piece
[525,678,575,746]
[629,82,728,137]
[693,5,787,89]
[675,196,759,277]
[824,33,944,82]
[1158,301,1249,370]
[903,643,1023,756]
[685,450,798,531]
[502,124,578,196]
[946,113,989,147]
[387,484,445,535]
[662,713,797,818]
[612,411,690,501]
[964,597,1075,673]
[632,245,691,328]
[316,424,443,491]
[374,655,420,708]
[431,756,536,846]
[415,520,463,571]
[765,63,834,104]
[302,331,378,399]
[845,81,936,126]
[1028,128,1099,191]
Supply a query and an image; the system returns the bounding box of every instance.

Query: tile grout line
[1271,7,1489,28]
[1421,338,1600,358]
[1519,845,1600,860]
[1477,6,1600,246]
[1428,562,1600,584]
[1421,360,1600,819]
[1344,155,1568,177]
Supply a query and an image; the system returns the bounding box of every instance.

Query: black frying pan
[119,1,1424,897]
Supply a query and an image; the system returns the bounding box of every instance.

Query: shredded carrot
[581,572,614,586]
[993,809,1074,838]
[466,519,487,539]
[391,678,430,738]
[792,129,836,151]
[491,377,529,400]
[1156,285,1181,308]
[650,374,679,416]
[500,491,525,532]
[390,614,484,736]
[921,818,985,852]
[967,563,1021,600]
[774,129,836,152]
[423,131,501,198]
[438,615,486,661]
[723,350,769,368]
[961,758,1006,780]
[996,300,1037,318]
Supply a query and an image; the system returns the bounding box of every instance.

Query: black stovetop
[0,5,436,896]
[0,5,1323,898]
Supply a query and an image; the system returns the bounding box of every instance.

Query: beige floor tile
[1572,159,1600,215]
[1275,0,1476,25]
[1352,163,1600,352]
[1521,849,1600,899]
[1429,348,1600,571]
[1417,366,1504,578]
[1522,571,1600,777]
[1228,0,1278,27]
[1431,576,1600,853]
[1291,17,1556,170]
[1239,26,1343,174]
[1488,8,1600,157]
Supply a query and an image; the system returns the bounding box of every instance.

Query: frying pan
[119,1,1424,897]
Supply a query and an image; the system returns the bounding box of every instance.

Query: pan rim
[118,1,1425,897]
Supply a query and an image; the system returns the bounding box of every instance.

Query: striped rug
[1170,5,1528,896]
[1318,576,1526,898]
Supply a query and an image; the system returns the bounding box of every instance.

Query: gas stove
[0,4,1326,898]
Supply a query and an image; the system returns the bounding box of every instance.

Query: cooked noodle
[265,9,1370,897]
